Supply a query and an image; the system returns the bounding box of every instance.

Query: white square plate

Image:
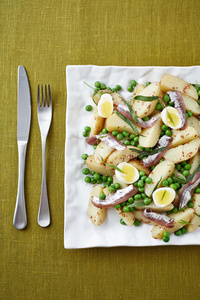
[65,65,200,249]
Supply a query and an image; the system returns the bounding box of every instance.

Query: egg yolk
[166,111,180,127]
[101,101,113,117]
[154,190,172,205]
[121,164,136,182]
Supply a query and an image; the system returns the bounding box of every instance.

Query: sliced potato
[116,207,135,226]
[106,146,139,171]
[88,186,107,226]
[189,152,200,174]
[139,114,162,148]
[113,174,128,188]
[160,74,198,100]
[94,142,115,164]
[170,126,198,148]
[92,91,124,106]
[132,82,160,118]
[89,106,105,136]
[144,160,175,197]
[105,113,141,135]
[133,84,146,96]
[151,208,194,239]
[128,159,150,175]
[182,94,200,116]
[187,116,200,136]
[134,210,158,225]
[135,202,174,211]
[187,194,200,232]
[86,155,114,176]
[164,138,200,163]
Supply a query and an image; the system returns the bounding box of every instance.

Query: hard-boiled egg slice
[98,93,113,118]
[115,162,139,184]
[152,187,175,207]
[161,107,182,129]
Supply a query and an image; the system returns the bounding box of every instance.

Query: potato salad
[81,74,200,243]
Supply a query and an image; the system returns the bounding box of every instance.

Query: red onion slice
[142,135,173,168]
[92,185,138,208]
[178,171,200,209]
[86,133,126,150]
[143,208,174,228]
[167,91,187,130]
[116,104,159,128]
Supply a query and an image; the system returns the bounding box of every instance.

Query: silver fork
[37,84,52,227]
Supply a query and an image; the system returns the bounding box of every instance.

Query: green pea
[134,219,140,226]
[130,80,137,87]
[114,182,120,189]
[176,164,181,171]
[172,207,179,213]
[175,183,180,189]
[82,168,90,175]
[102,128,108,134]
[107,176,113,183]
[167,177,173,184]
[141,193,147,199]
[97,179,102,184]
[163,231,170,238]
[91,177,97,184]
[187,111,193,117]
[170,183,178,190]
[133,182,138,186]
[122,131,129,137]
[164,93,170,102]
[144,198,151,205]
[139,171,145,177]
[151,166,155,171]
[197,100,200,105]
[81,153,88,160]
[100,83,106,89]
[181,227,187,234]
[165,130,172,137]
[141,175,147,181]
[93,173,100,180]
[99,193,106,200]
[187,201,194,208]
[84,176,91,183]
[146,82,151,86]
[115,85,121,91]
[121,202,126,206]
[138,180,144,187]
[134,194,141,200]
[156,103,162,110]
[175,229,182,236]
[83,131,88,137]
[131,141,136,146]
[143,117,150,121]
[94,88,100,93]
[129,207,135,212]
[85,105,93,111]
[179,206,186,211]
[114,204,121,209]
[138,187,144,192]
[91,171,95,175]
[195,188,200,193]
[127,85,133,92]
[103,182,108,188]
[107,87,111,91]
[137,145,143,150]
[124,140,131,146]
[181,161,187,166]
[168,101,174,106]
[94,81,101,88]
[108,185,115,193]
[117,133,124,140]
[112,88,116,92]
[162,180,168,187]
[134,136,139,142]
[161,124,169,131]
[112,130,118,136]
[85,126,91,132]
[182,170,189,177]
[163,236,170,242]
[184,163,191,170]
[120,218,127,225]
[93,145,97,150]
[128,197,134,203]
[129,134,136,139]
[123,206,129,212]
[102,175,107,182]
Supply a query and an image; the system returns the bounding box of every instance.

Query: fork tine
[45,84,48,107]
[37,84,40,108]
[48,85,52,107]
[41,84,44,107]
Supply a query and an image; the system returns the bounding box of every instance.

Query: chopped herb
[166,109,175,126]
[134,95,159,101]
[121,98,138,123]
[101,156,124,173]
[153,177,162,193]
[114,110,140,135]
[172,176,187,184]
[195,212,200,217]
[83,81,95,90]
[186,164,200,182]
[179,220,192,225]
[161,190,167,201]
[127,201,146,207]
[129,146,167,159]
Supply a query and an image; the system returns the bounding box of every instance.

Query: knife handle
[13,141,27,229]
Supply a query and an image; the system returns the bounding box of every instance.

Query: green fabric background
[1,0,200,299]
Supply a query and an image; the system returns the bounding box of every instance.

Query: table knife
[13,66,31,229]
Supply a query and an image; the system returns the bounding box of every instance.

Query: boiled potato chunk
[89,106,105,136]
[88,186,107,226]
[139,114,162,148]
[189,152,200,174]
[86,155,114,176]
[170,126,198,148]
[182,94,200,116]
[135,202,174,211]
[94,142,115,164]
[187,116,200,136]
[187,194,200,232]
[160,74,198,100]
[144,160,175,197]
[128,159,150,175]
[92,91,123,106]
[105,113,141,135]
[132,82,160,118]
[133,84,146,96]
[116,207,135,226]
[151,208,194,239]
[106,146,139,171]
[164,138,200,163]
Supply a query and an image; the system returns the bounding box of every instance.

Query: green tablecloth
[1,0,200,299]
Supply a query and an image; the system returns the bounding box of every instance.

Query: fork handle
[38,137,50,227]
[13,141,27,229]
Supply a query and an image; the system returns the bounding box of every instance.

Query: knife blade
[13,66,31,229]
